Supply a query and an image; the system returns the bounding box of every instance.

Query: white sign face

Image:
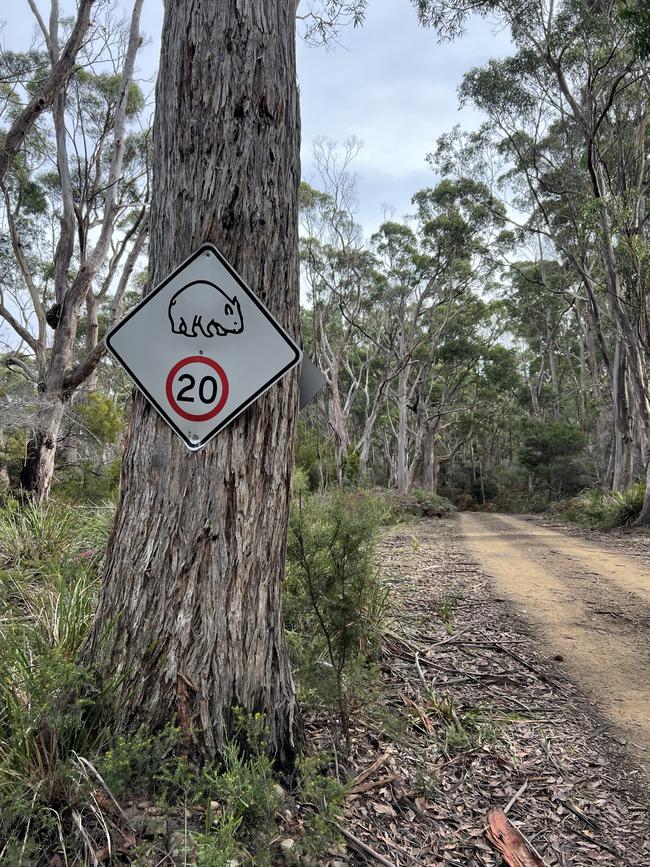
[105,243,302,450]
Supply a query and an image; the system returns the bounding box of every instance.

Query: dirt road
[460,512,650,771]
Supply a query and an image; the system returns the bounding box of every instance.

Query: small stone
[331,861,348,866]
[122,808,147,832]
[168,829,199,863]
[143,815,167,838]
[279,837,295,859]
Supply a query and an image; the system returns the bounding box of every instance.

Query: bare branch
[0,296,39,352]
[0,0,97,185]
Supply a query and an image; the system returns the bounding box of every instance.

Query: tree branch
[0,297,38,353]
[0,0,96,184]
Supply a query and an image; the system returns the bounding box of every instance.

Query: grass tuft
[559,483,645,528]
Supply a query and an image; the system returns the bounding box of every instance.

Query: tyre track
[460,512,650,772]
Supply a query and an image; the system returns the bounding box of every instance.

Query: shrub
[560,483,645,528]
[203,743,281,862]
[98,725,181,798]
[0,429,29,490]
[74,392,124,445]
[411,489,457,518]
[294,418,336,490]
[294,754,346,859]
[285,490,388,734]
[52,458,122,502]
[366,487,456,523]
[518,420,588,498]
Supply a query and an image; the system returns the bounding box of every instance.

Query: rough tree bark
[422,424,439,494]
[610,339,634,491]
[86,0,301,764]
[396,365,409,493]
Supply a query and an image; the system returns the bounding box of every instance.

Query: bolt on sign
[105,243,302,450]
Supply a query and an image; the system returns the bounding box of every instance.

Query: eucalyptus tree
[620,0,650,58]
[0,1,148,501]
[297,0,368,44]
[0,0,96,184]
[299,139,378,486]
[86,0,303,764]
[418,0,650,515]
[370,179,507,492]
[406,291,503,493]
[506,259,578,418]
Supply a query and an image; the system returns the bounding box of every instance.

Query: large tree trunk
[611,339,634,491]
[328,358,349,487]
[396,366,409,493]
[357,381,385,484]
[636,460,650,526]
[422,425,439,494]
[86,0,301,765]
[20,399,66,502]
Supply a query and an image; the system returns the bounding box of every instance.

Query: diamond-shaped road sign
[106,243,303,450]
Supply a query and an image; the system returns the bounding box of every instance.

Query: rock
[331,861,349,867]
[143,815,167,838]
[168,829,199,863]
[122,807,147,832]
[279,838,295,860]
[122,806,167,837]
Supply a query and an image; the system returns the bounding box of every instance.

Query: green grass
[428,693,498,754]
[560,483,645,528]
[0,499,116,861]
[436,594,458,634]
[0,497,349,864]
[0,498,115,572]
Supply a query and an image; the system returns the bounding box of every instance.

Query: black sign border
[105,242,302,450]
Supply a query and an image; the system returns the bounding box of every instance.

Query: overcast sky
[4,1,513,235]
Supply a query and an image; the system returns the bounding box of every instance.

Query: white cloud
[5,0,513,235]
[298,0,513,225]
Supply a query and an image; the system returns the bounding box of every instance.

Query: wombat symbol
[168,280,244,338]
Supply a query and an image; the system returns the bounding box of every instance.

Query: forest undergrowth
[0,483,446,865]
[2,485,648,864]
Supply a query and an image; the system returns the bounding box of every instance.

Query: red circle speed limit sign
[165,356,229,422]
[105,243,302,450]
